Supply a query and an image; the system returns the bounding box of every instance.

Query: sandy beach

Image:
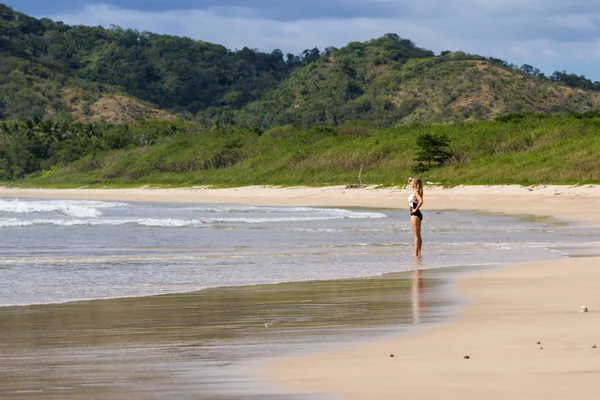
[2,184,600,399]
[265,256,600,400]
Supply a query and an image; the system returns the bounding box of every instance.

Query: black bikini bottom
[410,208,423,220]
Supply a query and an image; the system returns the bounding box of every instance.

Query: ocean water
[1,197,600,308]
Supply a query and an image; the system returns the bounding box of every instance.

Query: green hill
[0,5,177,122]
[233,37,600,127]
[0,3,293,122]
[2,4,600,128]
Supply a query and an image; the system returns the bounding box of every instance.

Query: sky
[10,0,600,81]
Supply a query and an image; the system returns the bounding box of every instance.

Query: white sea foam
[0,255,196,265]
[0,199,128,218]
[181,204,386,217]
[0,218,129,228]
[0,206,386,228]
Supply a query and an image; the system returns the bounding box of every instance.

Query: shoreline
[1,184,600,225]
[2,185,600,399]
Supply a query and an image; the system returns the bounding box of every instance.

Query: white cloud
[541,48,559,59]
[551,14,598,30]
[573,39,600,62]
[512,46,531,59]
[458,0,546,14]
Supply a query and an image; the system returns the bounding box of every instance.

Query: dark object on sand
[463,355,470,359]
[540,347,544,350]
[389,354,394,357]
[593,345,597,349]
[536,341,541,345]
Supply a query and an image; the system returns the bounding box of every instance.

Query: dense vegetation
[2,112,599,187]
[0,118,188,180]
[2,3,600,127]
[0,3,310,122]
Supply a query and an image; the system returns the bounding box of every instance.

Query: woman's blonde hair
[412,177,424,197]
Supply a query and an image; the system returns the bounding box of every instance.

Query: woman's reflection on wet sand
[411,260,423,324]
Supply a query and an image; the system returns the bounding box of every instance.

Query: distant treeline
[2,111,600,186]
[484,57,600,91]
[0,118,188,180]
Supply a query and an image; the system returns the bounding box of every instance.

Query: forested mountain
[2,3,600,127]
[0,5,178,122]
[0,3,301,122]
[233,44,600,127]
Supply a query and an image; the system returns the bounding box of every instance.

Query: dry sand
[2,184,600,399]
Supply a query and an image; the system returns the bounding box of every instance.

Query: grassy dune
[15,113,600,188]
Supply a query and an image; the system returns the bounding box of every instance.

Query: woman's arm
[413,191,424,211]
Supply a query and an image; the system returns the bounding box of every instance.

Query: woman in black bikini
[407,177,424,257]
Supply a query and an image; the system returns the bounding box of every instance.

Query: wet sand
[0,269,459,399]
